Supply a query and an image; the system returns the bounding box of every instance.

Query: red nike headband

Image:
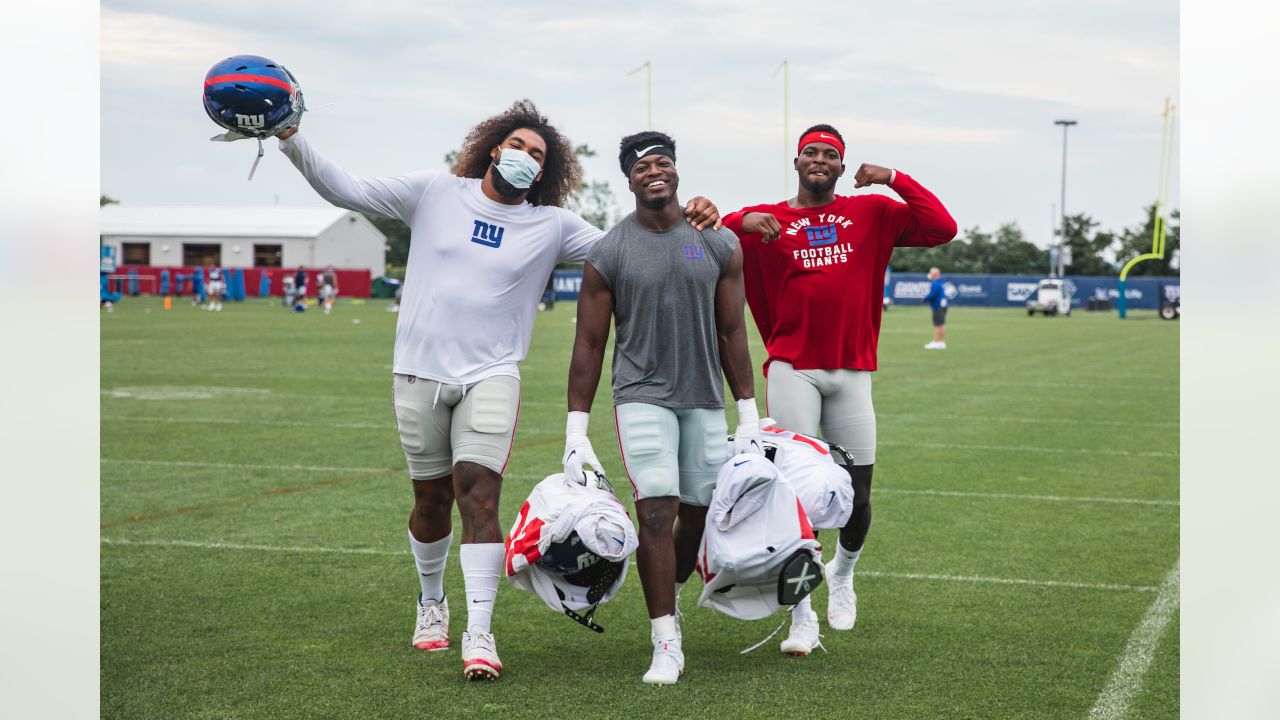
[797,131,844,159]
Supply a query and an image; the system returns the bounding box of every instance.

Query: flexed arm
[275,123,436,224]
[852,163,958,248]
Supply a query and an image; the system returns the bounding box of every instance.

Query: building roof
[100,205,370,238]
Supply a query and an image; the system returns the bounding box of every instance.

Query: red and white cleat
[412,596,450,651]
[642,638,684,685]
[461,631,503,681]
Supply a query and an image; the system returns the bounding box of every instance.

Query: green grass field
[101,296,1179,719]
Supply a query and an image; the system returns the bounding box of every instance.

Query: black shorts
[932,306,948,326]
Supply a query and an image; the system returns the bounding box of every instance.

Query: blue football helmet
[203,55,304,138]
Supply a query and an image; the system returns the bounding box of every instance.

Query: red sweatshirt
[722,171,956,373]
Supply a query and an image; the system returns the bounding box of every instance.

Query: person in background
[320,265,339,315]
[923,267,948,350]
[206,263,225,312]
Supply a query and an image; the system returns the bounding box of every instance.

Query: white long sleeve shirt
[280,133,602,384]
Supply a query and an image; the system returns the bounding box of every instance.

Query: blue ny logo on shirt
[471,220,505,249]
[805,223,839,247]
[682,243,705,260]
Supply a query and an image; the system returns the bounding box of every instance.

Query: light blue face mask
[493,148,541,189]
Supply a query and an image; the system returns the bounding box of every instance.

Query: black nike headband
[621,144,676,176]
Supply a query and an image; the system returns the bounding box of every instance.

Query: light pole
[1053,119,1077,277]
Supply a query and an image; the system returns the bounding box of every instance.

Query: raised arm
[276,127,436,224]
[563,262,614,483]
[852,163,958,248]
[714,245,764,454]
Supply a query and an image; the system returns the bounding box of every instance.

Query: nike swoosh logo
[472,599,491,604]
[733,459,750,467]
[827,490,837,506]
[635,144,662,158]
[613,536,625,546]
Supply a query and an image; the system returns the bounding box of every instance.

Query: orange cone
[163,296,172,310]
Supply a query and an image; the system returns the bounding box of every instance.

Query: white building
[99,205,387,275]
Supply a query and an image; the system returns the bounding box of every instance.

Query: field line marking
[100,417,562,436]
[102,459,387,473]
[1086,561,1180,719]
[102,537,397,556]
[99,537,1159,592]
[100,466,404,529]
[857,570,1159,593]
[103,415,389,425]
[102,459,1177,508]
[881,441,1177,459]
[878,488,1178,507]
[881,414,1178,430]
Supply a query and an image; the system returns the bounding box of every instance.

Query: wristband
[567,411,590,437]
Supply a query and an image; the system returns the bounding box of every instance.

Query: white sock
[651,614,678,642]
[409,529,451,603]
[793,595,818,622]
[460,543,504,634]
[831,545,861,581]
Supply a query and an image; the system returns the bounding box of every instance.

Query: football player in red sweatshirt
[722,124,956,647]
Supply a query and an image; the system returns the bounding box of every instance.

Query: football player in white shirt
[319,265,339,315]
[274,100,720,681]
[206,263,225,311]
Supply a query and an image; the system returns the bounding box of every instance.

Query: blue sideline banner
[553,269,1178,309]
[888,273,1179,310]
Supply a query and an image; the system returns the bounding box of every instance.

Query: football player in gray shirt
[563,131,765,685]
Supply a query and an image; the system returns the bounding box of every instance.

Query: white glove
[731,398,766,456]
[563,411,605,485]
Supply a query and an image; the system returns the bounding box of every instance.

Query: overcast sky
[101,0,1178,247]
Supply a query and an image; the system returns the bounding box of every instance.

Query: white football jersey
[505,473,638,614]
[760,425,856,530]
[695,454,822,621]
[281,134,603,384]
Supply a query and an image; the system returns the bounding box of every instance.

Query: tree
[1059,213,1118,276]
[886,204,1177,277]
[565,144,617,231]
[986,224,1049,275]
[888,223,1046,275]
[101,195,119,206]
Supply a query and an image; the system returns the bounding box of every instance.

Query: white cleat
[411,595,450,651]
[825,563,858,631]
[780,612,823,656]
[642,638,685,685]
[461,631,502,681]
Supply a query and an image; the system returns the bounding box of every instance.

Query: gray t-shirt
[587,213,739,409]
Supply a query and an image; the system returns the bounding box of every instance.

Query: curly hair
[449,99,581,208]
[618,130,676,175]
